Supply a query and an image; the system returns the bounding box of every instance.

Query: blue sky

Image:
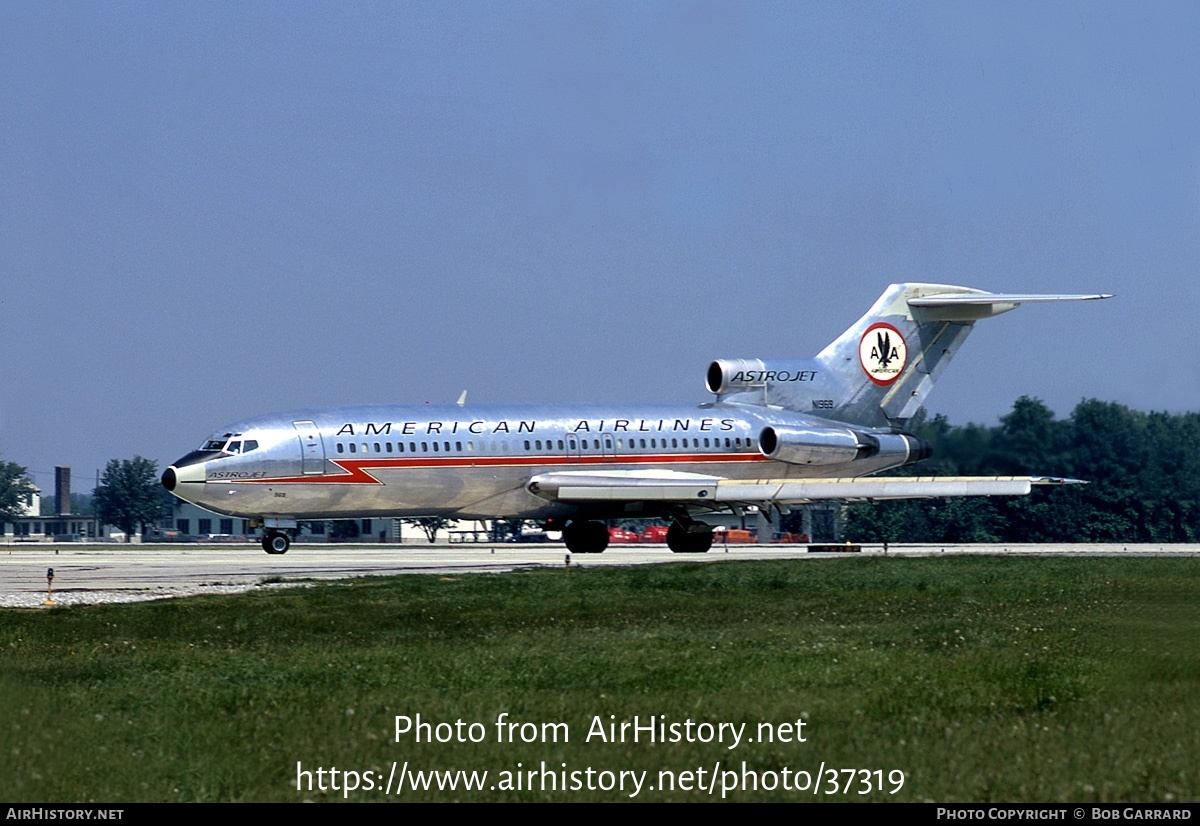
[2,1,1196,487]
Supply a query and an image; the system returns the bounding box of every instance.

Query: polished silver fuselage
[169,401,911,522]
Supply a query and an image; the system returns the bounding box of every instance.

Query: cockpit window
[201,436,258,455]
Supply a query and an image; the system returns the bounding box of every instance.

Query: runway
[2,541,1197,608]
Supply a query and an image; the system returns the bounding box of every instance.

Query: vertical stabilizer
[707,284,1110,429]
[813,283,984,428]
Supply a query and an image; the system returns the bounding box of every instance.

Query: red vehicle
[640,525,669,543]
[607,527,640,544]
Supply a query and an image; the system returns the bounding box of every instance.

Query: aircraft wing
[527,470,1081,504]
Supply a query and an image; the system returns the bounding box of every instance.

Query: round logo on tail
[859,322,907,386]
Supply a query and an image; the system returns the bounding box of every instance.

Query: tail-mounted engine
[706,359,818,396]
[758,425,931,467]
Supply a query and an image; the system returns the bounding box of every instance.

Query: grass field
[2,555,1197,802]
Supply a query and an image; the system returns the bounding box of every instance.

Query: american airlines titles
[334,418,739,437]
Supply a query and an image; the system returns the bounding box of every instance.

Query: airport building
[2,467,116,541]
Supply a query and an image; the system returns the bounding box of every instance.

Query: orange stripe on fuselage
[235,452,770,485]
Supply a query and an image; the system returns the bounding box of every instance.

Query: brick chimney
[55,466,71,516]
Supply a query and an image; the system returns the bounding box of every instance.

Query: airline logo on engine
[859,322,906,386]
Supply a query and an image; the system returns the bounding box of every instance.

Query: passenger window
[349,443,357,453]
[672,438,678,448]
[557,440,564,450]
[422,442,428,452]
[398,443,404,453]
[444,442,450,452]
[374,443,381,453]
[433,442,439,452]
[386,442,392,452]
[704,438,710,448]
[361,443,368,453]
[456,441,462,451]
[524,440,531,450]
[535,440,542,450]
[336,443,344,454]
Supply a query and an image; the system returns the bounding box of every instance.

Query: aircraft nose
[162,462,206,491]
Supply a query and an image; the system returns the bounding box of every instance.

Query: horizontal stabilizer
[908,292,1112,306]
[907,290,1112,322]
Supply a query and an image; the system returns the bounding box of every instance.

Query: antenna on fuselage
[456,390,468,407]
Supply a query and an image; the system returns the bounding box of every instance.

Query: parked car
[607,527,640,544]
[504,530,551,543]
[640,525,669,543]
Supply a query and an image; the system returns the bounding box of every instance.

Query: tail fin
[706,283,1110,429]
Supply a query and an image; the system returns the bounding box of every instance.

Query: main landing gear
[562,520,609,554]
[561,518,714,554]
[667,519,714,554]
[262,530,290,555]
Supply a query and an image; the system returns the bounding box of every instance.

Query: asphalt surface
[2,541,1197,608]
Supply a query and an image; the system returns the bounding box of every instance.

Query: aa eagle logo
[859,322,907,386]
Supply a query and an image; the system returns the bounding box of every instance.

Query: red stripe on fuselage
[232,452,770,485]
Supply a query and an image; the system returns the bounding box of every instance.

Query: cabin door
[293,421,326,475]
[565,432,583,463]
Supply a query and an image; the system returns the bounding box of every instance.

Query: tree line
[844,397,1200,543]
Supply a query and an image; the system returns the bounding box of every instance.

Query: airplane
[162,283,1110,554]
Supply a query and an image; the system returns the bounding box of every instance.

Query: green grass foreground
[2,556,1197,802]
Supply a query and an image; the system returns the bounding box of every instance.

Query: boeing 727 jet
[162,283,1109,554]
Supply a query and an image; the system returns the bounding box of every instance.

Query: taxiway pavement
[2,541,1197,608]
